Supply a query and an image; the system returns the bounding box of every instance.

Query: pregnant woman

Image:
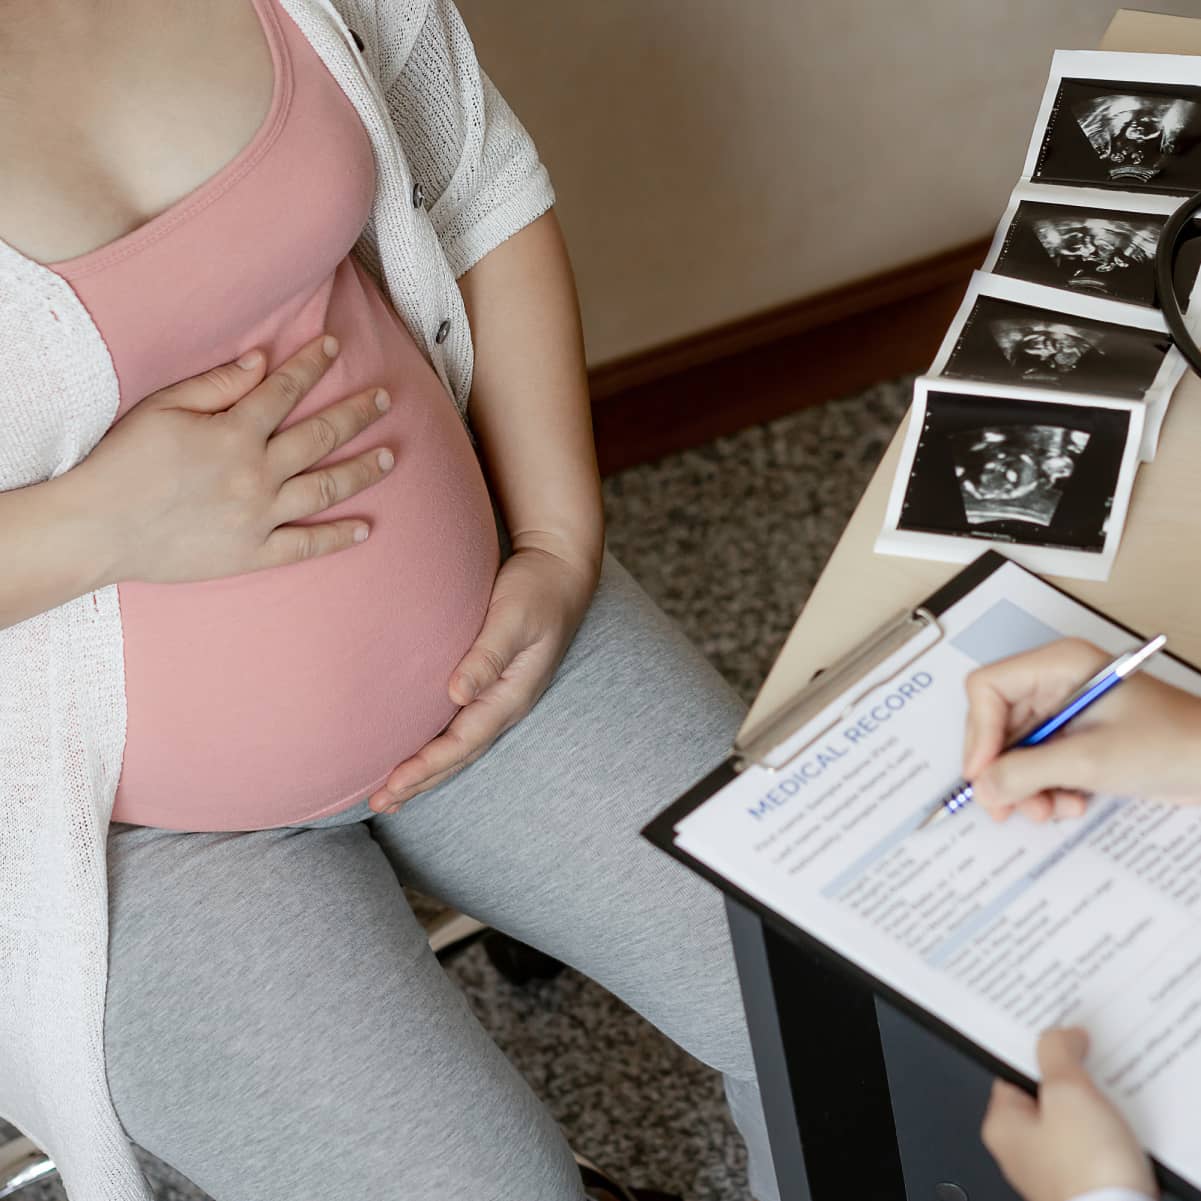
[0,1,778,1199]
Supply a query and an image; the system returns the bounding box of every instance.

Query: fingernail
[377,449,394,471]
[323,335,339,357]
[374,388,390,412]
[455,674,478,701]
[236,349,262,370]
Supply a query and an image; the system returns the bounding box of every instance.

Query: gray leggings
[103,552,779,1201]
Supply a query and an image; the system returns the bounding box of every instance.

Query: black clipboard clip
[732,606,944,773]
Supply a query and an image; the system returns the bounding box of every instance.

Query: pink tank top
[46,0,499,831]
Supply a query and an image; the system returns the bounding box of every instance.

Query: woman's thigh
[102,818,583,1201]
[370,551,756,1082]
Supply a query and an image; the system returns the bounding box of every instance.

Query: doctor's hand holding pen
[961,636,1201,824]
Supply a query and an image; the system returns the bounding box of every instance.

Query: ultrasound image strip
[931,272,1179,417]
[876,377,1145,582]
[924,270,1186,468]
[879,50,1199,581]
[1023,51,1201,196]
[900,402,1111,551]
[942,294,1172,401]
[983,189,1178,308]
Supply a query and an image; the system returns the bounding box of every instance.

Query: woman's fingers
[271,444,394,527]
[372,632,559,812]
[376,743,489,811]
[370,687,528,811]
[267,385,390,487]
[448,601,531,705]
[236,333,340,439]
[383,720,482,799]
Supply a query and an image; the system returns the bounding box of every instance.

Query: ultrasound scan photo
[989,317,1103,385]
[1033,78,1201,194]
[949,425,1091,528]
[941,294,1171,400]
[991,200,1165,305]
[895,388,1134,556]
[1076,93,1198,183]
[1034,214,1157,279]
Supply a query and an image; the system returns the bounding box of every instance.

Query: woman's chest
[0,0,274,264]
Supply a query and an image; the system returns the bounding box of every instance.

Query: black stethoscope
[1155,190,1201,376]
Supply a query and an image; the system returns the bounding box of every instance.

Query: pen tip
[917,805,946,831]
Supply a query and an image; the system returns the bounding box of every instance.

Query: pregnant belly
[111,379,499,832]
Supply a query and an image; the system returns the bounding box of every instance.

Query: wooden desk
[724,13,1201,1201]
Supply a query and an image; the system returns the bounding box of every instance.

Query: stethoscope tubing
[1155,189,1201,377]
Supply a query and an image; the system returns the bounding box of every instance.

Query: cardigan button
[412,181,426,209]
[348,28,365,52]
[435,319,452,345]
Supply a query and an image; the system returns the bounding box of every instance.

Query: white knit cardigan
[0,1,555,1195]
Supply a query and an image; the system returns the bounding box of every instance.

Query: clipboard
[641,548,1201,1201]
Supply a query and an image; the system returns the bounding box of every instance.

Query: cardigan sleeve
[377,0,557,279]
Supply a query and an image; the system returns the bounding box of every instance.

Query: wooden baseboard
[588,237,991,475]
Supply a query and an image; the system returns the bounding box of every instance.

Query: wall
[456,1,1201,366]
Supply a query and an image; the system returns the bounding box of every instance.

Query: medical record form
[644,551,1201,1189]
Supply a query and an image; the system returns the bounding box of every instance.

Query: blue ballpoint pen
[917,632,1168,830]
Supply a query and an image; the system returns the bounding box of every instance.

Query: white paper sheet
[670,558,1201,1186]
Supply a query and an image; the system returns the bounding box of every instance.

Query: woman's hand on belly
[368,542,599,813]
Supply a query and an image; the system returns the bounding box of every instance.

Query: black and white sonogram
[899,391,1130,553]
[942,296,1171,399]
[1033,79,1201,194]
[949,425,1089,528]
[992,201,1167,306]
